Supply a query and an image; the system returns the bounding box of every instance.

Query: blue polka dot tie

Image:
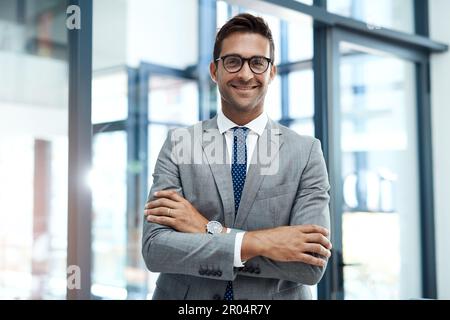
[224,126,249,301]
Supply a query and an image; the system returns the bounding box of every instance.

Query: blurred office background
[0,0,449,300]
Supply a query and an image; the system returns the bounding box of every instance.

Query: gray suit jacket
[142,116,330,300]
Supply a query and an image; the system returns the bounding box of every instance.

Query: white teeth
[232,85,256,90]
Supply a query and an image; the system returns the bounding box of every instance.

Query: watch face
[207,221,223,234]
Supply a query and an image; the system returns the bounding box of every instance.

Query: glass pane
[258,13,281,66]
[146,124,171,298]
[93,0,202,299]
[128,0,198,69]
[216,0,230,28]
[328,0,414,34]
[92,70,128,124]
[94,0,198,70]
[0,0,68,299]
[289,119,315,137]
[265,75,282,121]
[338,43,421,299]
[148,125,170,190]
[91,131,127,299]
[148,76,199,125]
[289,69,314,119]
[287,20,313,62]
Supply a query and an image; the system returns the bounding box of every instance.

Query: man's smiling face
[210,32,276,119]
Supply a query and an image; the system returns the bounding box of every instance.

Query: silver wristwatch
[206,221,223,234]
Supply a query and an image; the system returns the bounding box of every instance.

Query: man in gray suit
[142,13,332,300]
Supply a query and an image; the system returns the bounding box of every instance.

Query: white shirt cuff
[233,232,246,267]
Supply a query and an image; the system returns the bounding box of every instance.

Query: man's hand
[242,224,332,267]
[144,190,209,233]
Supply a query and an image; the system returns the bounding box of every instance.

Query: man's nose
[236,61,254,81]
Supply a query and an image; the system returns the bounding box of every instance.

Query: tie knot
[232,126,249,138]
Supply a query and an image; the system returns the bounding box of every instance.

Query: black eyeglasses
[216,54,272,74]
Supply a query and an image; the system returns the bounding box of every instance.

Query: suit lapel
[200,116,235,228]
[234,119,284,229]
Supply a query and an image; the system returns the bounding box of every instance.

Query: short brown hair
[213,13,275,64]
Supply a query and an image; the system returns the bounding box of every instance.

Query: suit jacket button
[255,267,261,274]
[217,270,222,277]
[213,294,221,300]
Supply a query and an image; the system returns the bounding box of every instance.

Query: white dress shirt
[216,110,268,267]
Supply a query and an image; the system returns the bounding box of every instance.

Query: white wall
[0,52,68,139]
[93,0,127,70]
[430,0,450,300]
[126,0,198,68]
[92,0,198,69]
[0,52,67,109]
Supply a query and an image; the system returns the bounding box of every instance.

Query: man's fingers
[306,233,332,249]
[303,243,331,258]
[144,190,184,210]
[154,190,185,203]
[146,207,175,217]
[299,224,329,237]
[146,214,176,227]
[146,197,178,210]
[298,253,327,267]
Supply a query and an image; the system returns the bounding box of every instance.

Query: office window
[91,132,127,299]
[216,0,229,28]
[289,69,314,136]
[327,0,414,34]
[338,42,422,299]
[265,75,282,121]
[148,125,170,188]
[127,0,198,69]
[148,76,199,125]
[289,70,314,119]
[288,18,313,62]
[92,70,128,124]
[92,0,201,299]
[89,0,436,301]
[286,21,315,137]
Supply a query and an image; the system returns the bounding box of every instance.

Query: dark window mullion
[67,0,93,300]
[280,20,290,125]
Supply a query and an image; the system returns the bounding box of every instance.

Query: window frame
[69,0,444,299]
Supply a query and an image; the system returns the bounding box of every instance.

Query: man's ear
[269,64,277,83]
[210,62,218,83]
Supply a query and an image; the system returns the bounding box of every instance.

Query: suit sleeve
[141,130,238,281]
[236,139,331,285]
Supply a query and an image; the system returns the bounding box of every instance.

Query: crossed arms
[141,133,332,285]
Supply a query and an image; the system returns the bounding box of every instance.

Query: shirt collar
[217,110,268,136]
